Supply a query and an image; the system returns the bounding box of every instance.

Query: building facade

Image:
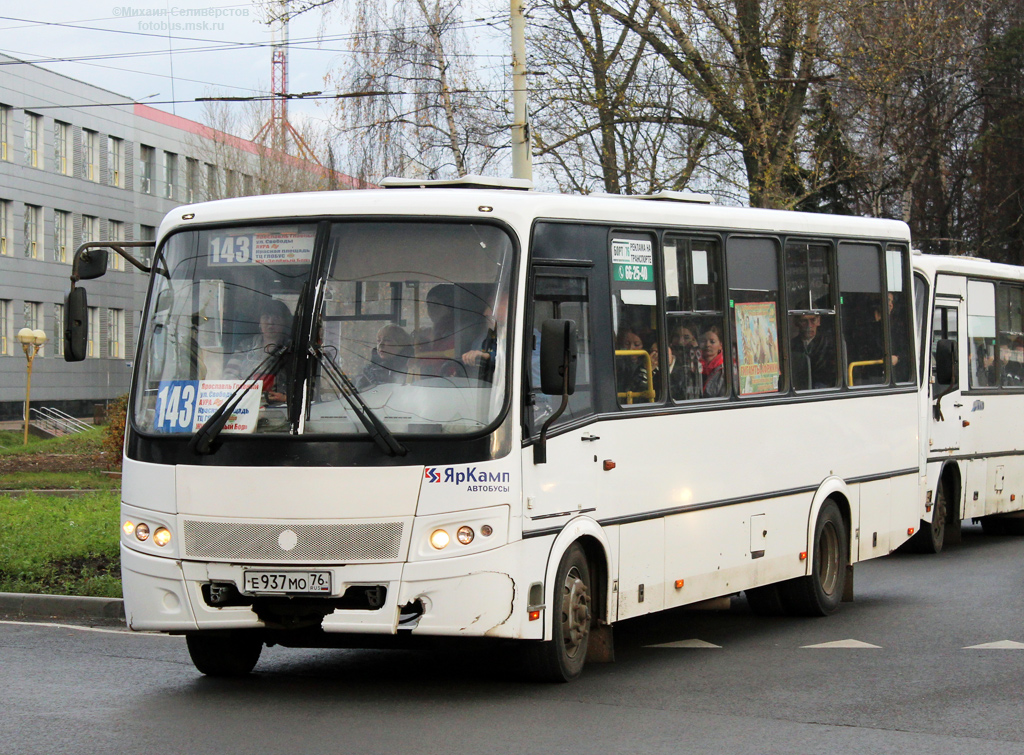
[0,55,354,421]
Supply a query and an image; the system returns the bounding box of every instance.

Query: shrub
[101,394,129,469]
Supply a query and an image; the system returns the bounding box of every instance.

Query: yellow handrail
[615,349,656,403]
[848,359,884,385]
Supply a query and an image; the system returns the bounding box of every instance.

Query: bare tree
[590,0,836,208]
[302,0,508,183]
[528,0,727,195]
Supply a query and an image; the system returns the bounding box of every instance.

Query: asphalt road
[2,522,1023,755]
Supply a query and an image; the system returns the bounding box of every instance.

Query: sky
[0,0,511,130]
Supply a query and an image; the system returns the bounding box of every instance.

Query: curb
[0,591,125,625]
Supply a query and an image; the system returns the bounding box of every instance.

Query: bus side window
[886,246,914,384]
[611,233,660,406]
[967,280,997,388]
[528,272,593,431]
[664,236,724,401]
[727,236,783,397]
[785,241,838,391]
[838,243,886,386]
[931,305,958,385]
[996,284,1024,387]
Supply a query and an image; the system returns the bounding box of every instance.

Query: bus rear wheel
[186,632,263,677]
[780,501,848,617]
[524,543,591,683]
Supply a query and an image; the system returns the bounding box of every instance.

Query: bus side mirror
[540,319,577,395]
[73,247,108,280]
[64,287,89,362]
[934,338,956,387]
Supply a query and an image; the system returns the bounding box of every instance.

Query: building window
[24,301,43,356]
[225,168,238,198]
[185,157,200,202]
[0,199,10,255]
[206,163,219,200]
[139,145,155,194]
[24,112,43,169]
[0,299,11,355]
[82,214,99,245]
[54,121,71,175]
[87,306,99,358]
[54,210,70,263]
[108,308,124,359]
[24,204,42,259]
[82,129,99,182]
[163,151,178,200]
[108,136,124,187]
[109,219,125,271]
[53,303,65,357]
[0,104,10,161]
[243,173,255,197]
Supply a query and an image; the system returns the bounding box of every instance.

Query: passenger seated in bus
[615,328,651,402]
[1000,337,1024,386]
[358,324,413,389]
[224,298,291,404]
[668,322,702,400]
[699,324,726,397]
[790,314,836,390]
[414,284,457,356]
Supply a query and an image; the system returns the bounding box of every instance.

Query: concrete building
[0,55,355,421]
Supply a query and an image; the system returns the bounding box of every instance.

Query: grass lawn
[0,490,121,598]
[0,428,122,597]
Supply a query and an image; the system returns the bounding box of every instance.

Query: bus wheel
[911,483,947,554]
[186,632,262,677]
[780,501,848,617]
[524,543,591,683]
[744,584,785,615]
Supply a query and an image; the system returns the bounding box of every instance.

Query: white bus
[65,178,922,681]
[910,252,1024,552]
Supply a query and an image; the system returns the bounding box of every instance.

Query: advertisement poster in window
[735,302,780,394]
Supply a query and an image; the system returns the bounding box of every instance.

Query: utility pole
[510,0,532,181]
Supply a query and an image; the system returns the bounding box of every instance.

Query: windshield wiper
[309,344,407,457]
[188,343,292,455]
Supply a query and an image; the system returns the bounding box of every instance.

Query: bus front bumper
[120,543,530,639]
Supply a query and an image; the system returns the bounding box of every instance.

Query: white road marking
[801,639,881,649]
[647,639,722,648]
[0,619,179,637]
[963,640,1024,649]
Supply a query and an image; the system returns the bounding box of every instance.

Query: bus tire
[780,501,847,617]
[524,543,591,683]
[910,482,947,554]
[186,632,262,677]
[744,584,786,615]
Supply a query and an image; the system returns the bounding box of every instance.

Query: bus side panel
[661,494,810,611]
[857,479,890,559]
[617,518,665,620]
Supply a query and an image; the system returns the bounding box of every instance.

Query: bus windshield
[133,220,515,440]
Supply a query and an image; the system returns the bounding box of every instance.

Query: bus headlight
[122,520,135,536]
[429,529,450,550]
[153,527,172,547]
[457,526,475,545]
[135,522,150,542]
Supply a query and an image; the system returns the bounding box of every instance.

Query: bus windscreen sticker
[155,380,261,433]
[734,302,781,395]
[208,228,316,266]
[612,239,654,284]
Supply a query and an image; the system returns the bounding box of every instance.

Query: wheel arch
[805,477,854,572]
[541,516,613,642]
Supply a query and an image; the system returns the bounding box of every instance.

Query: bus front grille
[181,520,405,562]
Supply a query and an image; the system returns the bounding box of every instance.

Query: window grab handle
[581,434,600,442]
